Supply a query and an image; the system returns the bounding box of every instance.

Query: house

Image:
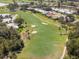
[17,2,31,6]
[0,14,19,29]
[46,11,54,17]
[52,7,76,14]
[7,23,19,29]
[58,15,75,24]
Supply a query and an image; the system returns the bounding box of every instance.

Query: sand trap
[42,22,48,25]
[31,25,36,28]
[31,31,37,34]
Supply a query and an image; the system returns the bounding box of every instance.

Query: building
[0,14,19,29]
[17,2,31,6]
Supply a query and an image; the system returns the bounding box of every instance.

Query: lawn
[16,11,67,59]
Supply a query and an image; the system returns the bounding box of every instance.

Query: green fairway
[17,11,66,59]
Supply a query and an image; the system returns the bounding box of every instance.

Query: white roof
[34,8,48,14]
[52,7,76,14]
[0,14,10,16]
[0,3,8,7]
[2,18,11,23]
[17,2,30,5]
[7,23,19,29]
[0,14,19,29]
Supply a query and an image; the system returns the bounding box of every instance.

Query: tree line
[0,21,24,59]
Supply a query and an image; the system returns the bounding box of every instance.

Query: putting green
[17,11,66,59]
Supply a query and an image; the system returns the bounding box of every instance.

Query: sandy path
[60,39,68,59]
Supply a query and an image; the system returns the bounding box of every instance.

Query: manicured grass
[17,11,67,59]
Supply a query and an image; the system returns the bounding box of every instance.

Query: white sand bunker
[31,25,36,28]
[31,31,37,34]
[42,22,48,25]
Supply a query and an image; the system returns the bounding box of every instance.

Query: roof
[0,14,19,29]
[52,7,76,14]
[0,14,10,17]
[7,23,19,29]
[2,18,11,23]
[0,3,8,7]
[34,8,48,14]
[17,2,30,5]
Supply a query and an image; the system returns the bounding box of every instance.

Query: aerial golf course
[1,0,79,59]
[0,0,67,58]
[16,11,67,59]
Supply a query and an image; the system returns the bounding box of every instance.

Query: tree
[7,3,19,12]
[58,14,75,24]
[7,0,18,12]
[14,17,24,26]
[66,21,79,59]
[20,4,29,11]
[0,22,24,59]
[56,0,64,8]
[76,9,79,15]
[69,2,75,6]
[38,0,43,5]
[12,0,17,4]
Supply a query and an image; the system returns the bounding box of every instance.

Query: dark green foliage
[0,22,24,59]
[69,2,75,6]
[30,2,34,5]
[58,14,75,24]
[68,30,79,39]
[66,22,79,59]
[64,54,70,59]
[66,38,79,59]
[38,0,43,5]
[76,9,79,15]
[67,14,75,22]
[14,17,24,26]
[20,4,29,11]
[7,3,19,12]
